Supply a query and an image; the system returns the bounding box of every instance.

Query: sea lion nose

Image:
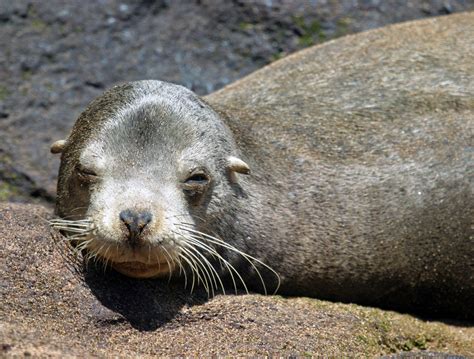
[119,209,152,245]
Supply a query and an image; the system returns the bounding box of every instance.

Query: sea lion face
[52,81,250,279]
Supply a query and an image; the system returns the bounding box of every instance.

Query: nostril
[119,209,135,226]
[137,211,152,230]
[119,210,153,243]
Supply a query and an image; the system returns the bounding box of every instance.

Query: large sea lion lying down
[50,12,473,319]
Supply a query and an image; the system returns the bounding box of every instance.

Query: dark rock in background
[0,0,473,202]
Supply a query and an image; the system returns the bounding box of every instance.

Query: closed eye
[76,164,98,181]
[185,173,209,184]
[182,170,211,200]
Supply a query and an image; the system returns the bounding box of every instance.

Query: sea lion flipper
[50,139,66,154]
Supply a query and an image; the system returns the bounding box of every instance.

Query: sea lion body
[53,13,473,318]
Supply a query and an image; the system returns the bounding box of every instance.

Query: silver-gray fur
[52,13,473,319]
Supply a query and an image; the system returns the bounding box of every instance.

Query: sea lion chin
[111,260,173,279]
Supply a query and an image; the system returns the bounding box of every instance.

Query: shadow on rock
[83,263,209,331]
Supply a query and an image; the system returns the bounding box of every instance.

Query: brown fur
[55,13,473,319]
[205,13,473,318]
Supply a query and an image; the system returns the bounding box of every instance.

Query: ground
[1,203,473,357]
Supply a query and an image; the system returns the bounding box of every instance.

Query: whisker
[49,227,91,235]
[181,241,225,296]
[179,224,281,295]
[49,219,93,225]
[102,244,112,273]
[181,234,246,295]
[179,245,212,296]
[49,225,92,231]
[171,229,235,293]
[165,212,207,223]
[153,252,163,280]
[51,211,280,297]
[147,243,151,264]
[50,229,85,278]
[162,245,185,287]
[165,251,173,284]
[49,219,93,224]
[177,252,197,293]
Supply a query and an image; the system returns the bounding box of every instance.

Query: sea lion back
[208,12,473,166]
[207,13,473,317]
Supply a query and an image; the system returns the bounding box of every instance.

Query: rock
[1,203,473,356]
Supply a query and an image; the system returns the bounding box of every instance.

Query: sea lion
[50,13,473,319]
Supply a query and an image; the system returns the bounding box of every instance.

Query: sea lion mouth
[49,218,281,294]
[111,260,173,279]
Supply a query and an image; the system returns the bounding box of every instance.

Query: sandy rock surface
[1,203,473,357]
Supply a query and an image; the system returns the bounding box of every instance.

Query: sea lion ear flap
[227,156,250,183]
[50,140,66,154]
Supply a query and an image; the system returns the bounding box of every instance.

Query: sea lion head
[50,81,252,281]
